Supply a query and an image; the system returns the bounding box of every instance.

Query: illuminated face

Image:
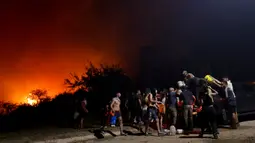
[116,93,121,97]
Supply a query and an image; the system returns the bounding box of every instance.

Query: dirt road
[84,121,255,143]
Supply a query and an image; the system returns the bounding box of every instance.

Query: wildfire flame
[26,93,37,106]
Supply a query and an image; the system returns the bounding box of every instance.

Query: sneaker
[198,133,203,138]
[158,132,165,136]
[120,132,127,136]
[145,132,152,136]
[111,125,116,127]
[213,133,218,139]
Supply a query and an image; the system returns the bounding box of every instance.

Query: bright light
[26,93,37,105]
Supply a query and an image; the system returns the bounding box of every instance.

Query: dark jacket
[168,91,177,107]
[180,89,195,105]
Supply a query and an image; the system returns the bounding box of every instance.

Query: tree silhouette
[1,102,17,114]
[65,62,133,109]
[29,89,51,104]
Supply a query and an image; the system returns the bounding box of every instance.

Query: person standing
[222,81,239,129]
[222,77,233,90]
[156,92,166,131]
[110,92,127,136]
[198,80,219,139]
[179,86,196,134]
[182,71,200,105]
[100,104,110,129]
[133,90,142,124]
[167,87,178,127]
[78,97,88,129]
[144,92,165,136]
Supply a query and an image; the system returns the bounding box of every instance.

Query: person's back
[187,77,199,91]
[180,89,194,105]
[168,91,177,107]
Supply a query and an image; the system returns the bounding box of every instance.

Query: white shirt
[225,86,235,98]
[227,80,234,90]
[162,97,166,104]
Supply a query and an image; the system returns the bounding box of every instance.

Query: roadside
[1,120,255,143]
[90,121,255,143]
[0,126,139,143]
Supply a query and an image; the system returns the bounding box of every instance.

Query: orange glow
[26,95,37,106]
[0,1,133,103]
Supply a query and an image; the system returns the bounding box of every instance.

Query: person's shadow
[123,130,144,136]
[88,129,117,139]
[179,135,212,139]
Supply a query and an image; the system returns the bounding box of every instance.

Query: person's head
[177,81,185,89]
[183,70,188,77]
[116,92,121,98]
[222,77,229,82]
[154,88,158,93]
[169,87,175,92]
[222,81,228,88]
[137,90,141,94]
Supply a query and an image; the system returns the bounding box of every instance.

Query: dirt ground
[86,120,255,143]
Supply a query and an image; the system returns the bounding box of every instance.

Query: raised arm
[208,86,218,96]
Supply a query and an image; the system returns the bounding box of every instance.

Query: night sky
[1,0,255,102]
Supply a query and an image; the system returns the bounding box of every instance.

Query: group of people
[76,70,238,139]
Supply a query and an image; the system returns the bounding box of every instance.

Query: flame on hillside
[26,93,37,106]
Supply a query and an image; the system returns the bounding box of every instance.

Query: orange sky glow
[0,0,137,103]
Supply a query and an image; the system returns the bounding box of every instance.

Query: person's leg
[137,109,143,132]
[151,108,165,135]
[172,107,178,126]
[183,106,189,132]
[199,111,206,137]
[131,108,136,123]
[116,112,126,135]
[158,113,163,131]
[234,106,240,127]
[100,115,105,128]
[231,106,238,129]
[144,108,151,135]
[80,117,84,129]
[208,107,218,139]
[188,105,193,131]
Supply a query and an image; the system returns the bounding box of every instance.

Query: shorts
[114,111,121,118]
[146,107,158,121]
